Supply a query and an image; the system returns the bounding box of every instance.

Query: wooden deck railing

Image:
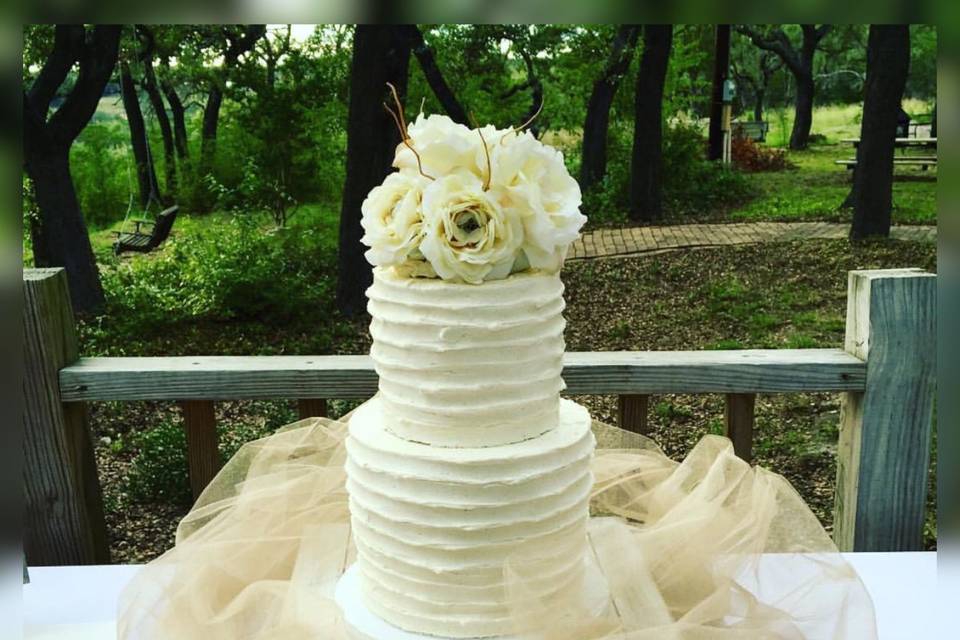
[23,267,936,566]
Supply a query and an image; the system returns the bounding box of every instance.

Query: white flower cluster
[360,113,586,284]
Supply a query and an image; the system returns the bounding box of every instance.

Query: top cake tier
[367,267,566,448]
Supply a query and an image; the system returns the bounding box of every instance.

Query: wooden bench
[836,157,938,171]
[732,121,770,142]
[113,206,179,255]
[22,267,936,565]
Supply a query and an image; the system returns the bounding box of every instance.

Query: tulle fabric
[118,412,876,639]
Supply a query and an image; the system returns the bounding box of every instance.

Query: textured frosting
[367,266,566,448]
[346,397,595,638]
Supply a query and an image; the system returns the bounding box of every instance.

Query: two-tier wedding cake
[343,102,593,637]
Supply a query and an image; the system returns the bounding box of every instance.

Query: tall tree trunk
[398,25,469,125]
[708,25,731,161]
[848,26,910,240]
[790,71,815,149]
[159,59,188,160]
[24,25,121,313]
[580,25,640,192]
[336,26,411,316]
[754,89,765,122]
[138,28,177,197]
[629,25,673,222]
[25,145,106,312]
[200,83,222,176]
[120,61,160,208]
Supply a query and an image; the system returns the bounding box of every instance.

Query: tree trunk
[848,26,910,240]
[790,72,815,149]
[159,60,188,160]
[580,25,640,192]
[25,145,105,312]
[708,25,731,161]
[399,25,469,125]
[629,25,673,222]
[120,61,160,208]
[23,24,120,314]
[336,26,411,317]
[754,89,764,122]
[138,32,177,197]
[200,83,223,176]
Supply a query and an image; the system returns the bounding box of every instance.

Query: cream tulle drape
[118,412,876,639]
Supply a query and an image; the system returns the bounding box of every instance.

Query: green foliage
[126,419,192,505]
[69,121,133,228]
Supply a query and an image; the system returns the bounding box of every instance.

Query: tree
[198,25,266,176]
[398,25,469,125]
[731,49,782,122]
[848,25,910,240]
[629,25,673,222]
[119,59,161,208]
[737,24,832,149]
[23,25,121,313]
[580,25,640,191]
[336,26,411,316]
[136,26,177,197]
[707,25,731,161]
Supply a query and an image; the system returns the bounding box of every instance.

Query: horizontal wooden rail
[58,349,866,402]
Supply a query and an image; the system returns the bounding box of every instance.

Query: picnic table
[836,137,937,171]
[22,553,942,639]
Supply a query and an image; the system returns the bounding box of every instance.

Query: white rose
[394,113,489,181]
[418,172,523,284]
[360,172,427,267]
[490,130,586,270]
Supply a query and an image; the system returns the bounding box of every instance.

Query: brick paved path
[569,222,936,260]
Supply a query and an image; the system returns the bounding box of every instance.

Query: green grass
[763,98,933,146]
[727,143,936,225]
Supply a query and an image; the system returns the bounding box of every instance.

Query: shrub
[731,135,791,172]
[126,419,192,505]
[662,124,754,216]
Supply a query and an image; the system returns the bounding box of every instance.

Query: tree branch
[736,25,804,78]
[398,25,470,125]
[47,25,122,146]
[26,25,85,116]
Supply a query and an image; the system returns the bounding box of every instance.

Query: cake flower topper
[360,83,587,284]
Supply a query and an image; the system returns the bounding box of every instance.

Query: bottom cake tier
[345,397,595,638]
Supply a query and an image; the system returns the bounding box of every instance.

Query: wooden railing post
[23,268,109,565]
[298,399,328,419]
[833,269,936,551]
[179,400,220,500]
[725,393,756,462]
[618,394,649,434]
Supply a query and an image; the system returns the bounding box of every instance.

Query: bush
[126,419,192,505]
[581,123,755,223]
[731,135,791,172]
[69,121,131,228]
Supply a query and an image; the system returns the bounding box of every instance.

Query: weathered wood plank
[833,269,936,552]
[617,394,649,434]
[725,393,756,462]
[179,400,220,500]
[59,349,865,401]
[23,268,109,565]
[298,399,328,419]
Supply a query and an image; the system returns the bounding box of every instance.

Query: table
[23,553,940,639]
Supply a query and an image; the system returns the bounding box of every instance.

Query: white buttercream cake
[345,267,595,638]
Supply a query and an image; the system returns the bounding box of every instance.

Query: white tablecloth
[22,552,940,639]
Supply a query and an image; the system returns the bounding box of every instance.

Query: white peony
[418,172,523,284]
[490,129,586,270]
[394,113,489,181]
[360,172,427,267]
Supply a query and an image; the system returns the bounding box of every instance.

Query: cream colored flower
[360,172,426,267]
[394,113,494,181]
[418,172,523,284]
[490,130,586,269]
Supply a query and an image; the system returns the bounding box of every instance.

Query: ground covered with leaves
[88,238,937,562]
